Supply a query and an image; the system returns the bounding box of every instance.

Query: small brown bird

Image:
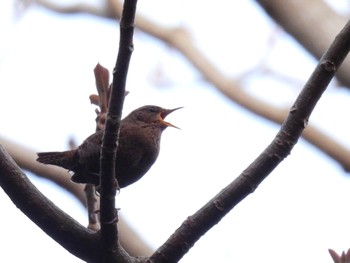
[37,105,181,188]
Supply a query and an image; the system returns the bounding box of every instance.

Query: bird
[36,105,181,188]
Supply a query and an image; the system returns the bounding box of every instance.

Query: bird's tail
[36,150,77,170]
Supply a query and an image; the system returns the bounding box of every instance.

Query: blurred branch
[27,0,350,172]
[150,18,350,262]
[30,0,350,88]
[26,0,114,17]
[255,0,350,88]
[0,136,87,203]
[329,248,350,263]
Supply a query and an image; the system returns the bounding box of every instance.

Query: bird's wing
[77,131,103,164]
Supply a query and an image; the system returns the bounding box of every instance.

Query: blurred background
[1,0,350,262]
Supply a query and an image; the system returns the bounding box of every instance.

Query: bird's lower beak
[159,107,183,129]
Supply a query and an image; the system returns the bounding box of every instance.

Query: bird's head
[131,105,182,129]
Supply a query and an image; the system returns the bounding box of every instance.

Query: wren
[37,105,181,188]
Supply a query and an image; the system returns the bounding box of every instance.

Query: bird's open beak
[159,107,183,129]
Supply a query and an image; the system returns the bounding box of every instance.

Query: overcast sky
[1,1,350,262]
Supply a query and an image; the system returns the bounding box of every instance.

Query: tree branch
[7,1,350,261]
[150,18,350,263]
[0,145,101,262]
[0,136,154,257]
[99,0,138,260]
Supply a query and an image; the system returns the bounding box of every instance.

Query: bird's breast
[115,125,162,187]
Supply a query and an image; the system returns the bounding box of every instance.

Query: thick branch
[99,0,138,260]
[0,136,154,257]
[150,19,350,263]
[0,145,100,262]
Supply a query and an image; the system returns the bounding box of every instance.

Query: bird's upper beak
[159,107,183,129]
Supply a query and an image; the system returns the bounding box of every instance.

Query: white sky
[1,1,350,262]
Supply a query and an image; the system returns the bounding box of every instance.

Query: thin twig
[84,63,111,231]
[99,0,138,260]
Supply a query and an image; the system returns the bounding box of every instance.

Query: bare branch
[150,18,350,262]
[99,0,138,259]
[0,145,100,262]
[0,135,154,257]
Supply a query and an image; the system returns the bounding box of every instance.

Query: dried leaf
[89,94,100,106]
[94,63,110,112]
[94,63,110,92]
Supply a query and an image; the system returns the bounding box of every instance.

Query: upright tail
[36,150,77,170]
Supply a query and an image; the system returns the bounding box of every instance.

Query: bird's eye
[149,107,157,113]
